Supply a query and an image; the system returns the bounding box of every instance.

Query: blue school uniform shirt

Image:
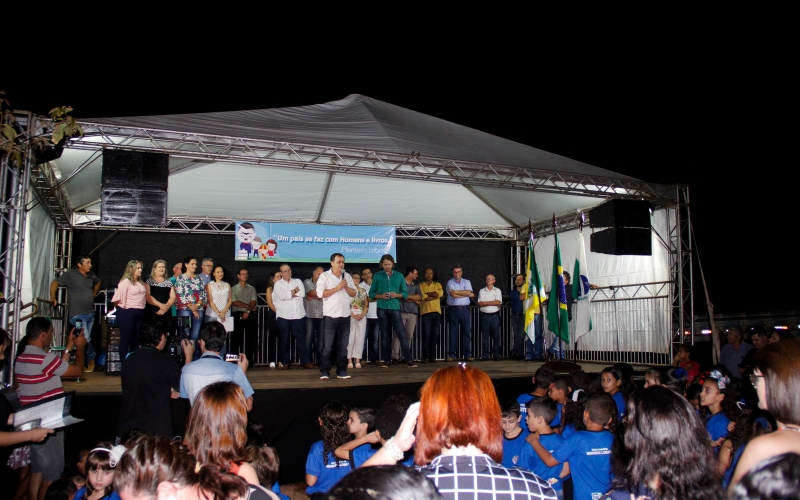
[74,488,120,500]
[612,392,626,421]
[518,432,567,491]
[517,393,535,415]
[502,426,530,468]
[722,444,746,490]
[270,482,290,500]
[552,430,614,500]
[305,440,351,494]
[551,403,564,428]
[562,423,576,440]
[706,412,731,444]
[351,443,415,469]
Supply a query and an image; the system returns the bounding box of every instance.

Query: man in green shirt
[368,254,416,368]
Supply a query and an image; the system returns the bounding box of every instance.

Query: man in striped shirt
[17,317,85,500]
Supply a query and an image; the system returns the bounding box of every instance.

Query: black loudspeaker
[588,199,651,229]
[590,227,652,256]
[101,150,169,225]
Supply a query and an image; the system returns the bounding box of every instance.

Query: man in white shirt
[478,274,503,360]
[316,253,357,380]
[273,264,314,370]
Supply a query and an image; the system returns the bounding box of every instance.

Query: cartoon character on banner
[252,237,263,261]
[237,223,257,260]
[258,242,269,261]
[266,239,278,257]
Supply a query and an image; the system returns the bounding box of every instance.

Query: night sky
[3,38,791,315]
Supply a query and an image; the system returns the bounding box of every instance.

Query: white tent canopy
[9,94,690,361]
[51,94,674,232]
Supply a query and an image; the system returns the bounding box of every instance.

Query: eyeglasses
[750,373,765,388]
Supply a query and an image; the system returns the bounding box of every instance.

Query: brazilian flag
[546,232,570,343]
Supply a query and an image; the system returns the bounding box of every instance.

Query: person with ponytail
[305,401,351,499]
[699,370,742,452]
[114,436,278,500]
[602,386,722,500]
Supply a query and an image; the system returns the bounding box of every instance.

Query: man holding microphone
[317,253,357,380]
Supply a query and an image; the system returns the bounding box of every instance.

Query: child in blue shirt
[519,397,568,498]
[699,370,741,453]
[517,365,554,416]
[528,394,616,500]
[500,399,530,468]
[601,366,627,422]
[547,375,569,429]
[334,406,414,468]
[306,402,352,496]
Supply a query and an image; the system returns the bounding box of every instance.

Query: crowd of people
[1,252,798,499]
[2,315,799,499]
[48,252,559,380]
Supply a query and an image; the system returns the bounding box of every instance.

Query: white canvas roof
[54,94,658,230]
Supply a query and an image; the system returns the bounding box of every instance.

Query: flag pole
[553,214,564,359]
[530,220,548,361]
[542,214,582,372]
[575,212,584,363]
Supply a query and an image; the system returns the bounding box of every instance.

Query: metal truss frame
[590,281,671,301]
[70,213,517,240]
[519,188,694,360]
[669,186,694,349]
[65,122,678,204]
[0,112,34,352]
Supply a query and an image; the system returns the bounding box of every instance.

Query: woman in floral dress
[174,257,206,356]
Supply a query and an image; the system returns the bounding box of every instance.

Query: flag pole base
[542,360,582,372]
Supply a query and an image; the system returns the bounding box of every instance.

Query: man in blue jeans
[446,264,474,361]
[477,274,502,360]
[317,253,357,379]
[49,254,101,372]
[368,254,417,369]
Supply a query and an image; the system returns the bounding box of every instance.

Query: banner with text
[234,222,396,263]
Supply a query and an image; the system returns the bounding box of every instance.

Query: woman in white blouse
[205,265,232,324]
[111,260,146,361]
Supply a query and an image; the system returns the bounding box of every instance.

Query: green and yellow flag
[522,234,546,343]
[546,231,570,343]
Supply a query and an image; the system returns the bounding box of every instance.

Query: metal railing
[72,284,672,366]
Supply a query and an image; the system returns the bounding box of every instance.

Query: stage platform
[63,359,631,394]
[61,359,646,487]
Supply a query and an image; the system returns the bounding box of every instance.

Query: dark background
[3,21,792,316]
[73,230,511,294]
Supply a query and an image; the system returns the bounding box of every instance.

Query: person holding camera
[16,317,87,500]
[49,254,101,372]
[116,317,191,441]
[179,321,254,411]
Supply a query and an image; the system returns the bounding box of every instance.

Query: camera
[225,353,239,363]
[167,316,193,365]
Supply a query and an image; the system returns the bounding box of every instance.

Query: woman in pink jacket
[111,260,146,361]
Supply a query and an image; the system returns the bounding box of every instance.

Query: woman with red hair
[364,365,556,499]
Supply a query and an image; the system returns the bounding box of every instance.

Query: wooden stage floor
[64,359,644,395]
